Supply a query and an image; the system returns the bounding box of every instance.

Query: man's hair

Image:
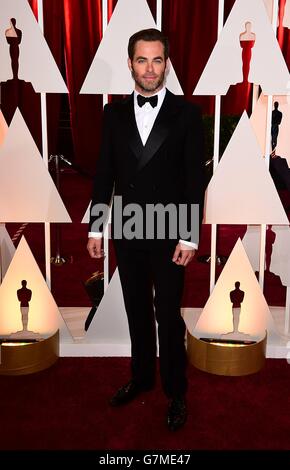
[128,28,169,60]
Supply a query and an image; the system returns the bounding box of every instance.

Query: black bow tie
[137,94,158,108]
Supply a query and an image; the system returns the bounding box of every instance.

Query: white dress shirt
[134,87,166,145]
[89,87,197,250]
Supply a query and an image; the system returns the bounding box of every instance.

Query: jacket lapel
[121,90,183,171]
[137,90,183,171]
[121,94,144,160]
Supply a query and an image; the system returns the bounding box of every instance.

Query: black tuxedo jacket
[89,89,205,243]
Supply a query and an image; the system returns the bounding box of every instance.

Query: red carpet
[1,358,290,451]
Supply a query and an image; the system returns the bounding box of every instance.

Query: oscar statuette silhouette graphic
[17,279,31,332]
[8,280,42,340]
[266,225,276,272]
[230,281,244,334]
[239,22,256,84]
[1,18,41,149]
[221,281,251,341]
[5,18,22,80]
[271,102,283,151]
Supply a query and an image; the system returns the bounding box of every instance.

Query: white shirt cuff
[179,239,198,250]
[88,232,103,239]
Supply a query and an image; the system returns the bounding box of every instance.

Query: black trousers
[113,239,187,398]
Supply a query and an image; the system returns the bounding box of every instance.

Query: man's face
[128,40,168,95]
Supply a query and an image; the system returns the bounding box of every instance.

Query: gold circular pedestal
[187,332,267,376]
[0,330,59,375]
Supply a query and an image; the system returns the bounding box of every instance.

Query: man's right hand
[87,237,104,259]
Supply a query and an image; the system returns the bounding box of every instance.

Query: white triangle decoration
[0,109,71,223]
[0,236,73,342]
[82,201,90,224]
[0,111,8,146]
[0,224,15,281]
[194,238,277,340]
[80,0,183,95]
[84,268,130,345]
[193,0,290,95]
[251,93,290,167]
[204,112,289,224]
[0,0,67,92]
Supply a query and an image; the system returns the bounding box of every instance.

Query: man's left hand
[172,243,196,266]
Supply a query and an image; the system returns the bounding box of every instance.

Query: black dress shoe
[109,380,144,407]
[167,397,187,431]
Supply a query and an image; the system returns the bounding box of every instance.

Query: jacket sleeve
[89,104,115,233]
[182,104,205,245]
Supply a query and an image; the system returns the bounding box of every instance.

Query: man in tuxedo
[87,28,205,431]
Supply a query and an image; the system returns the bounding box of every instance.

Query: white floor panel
[59,306,290,358]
